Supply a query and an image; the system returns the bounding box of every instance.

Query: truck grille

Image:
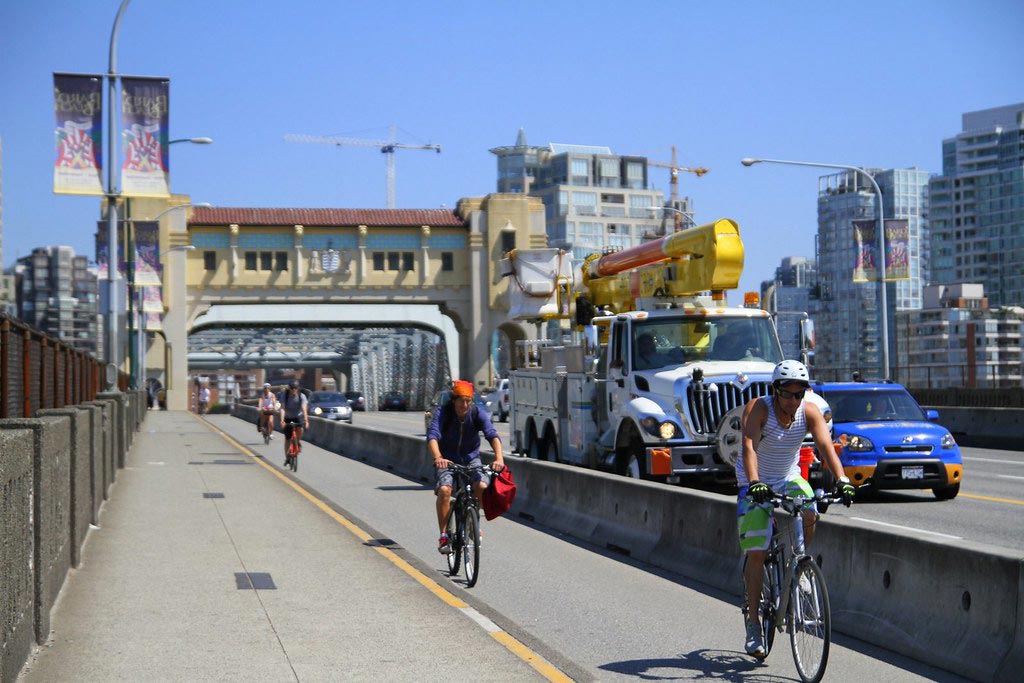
[687,381,772,435]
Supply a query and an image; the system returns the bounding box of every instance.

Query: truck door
[606,319,632,421]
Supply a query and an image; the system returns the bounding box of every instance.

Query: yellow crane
[648,145,708,232]
[285,125,441,208]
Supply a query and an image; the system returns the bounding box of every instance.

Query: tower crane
[285,125,441,208]
[648,145,708,232]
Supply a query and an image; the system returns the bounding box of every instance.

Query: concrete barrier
[86,399,116,496]
[0,427,35,683]
[39,408,92,568]
[97,391,125,469]
[233,406,1024,682]
[931,405,1024,450]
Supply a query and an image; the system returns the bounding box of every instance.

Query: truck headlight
[842,434,874,452]
[640,417,678,440]
[941,433,956,449]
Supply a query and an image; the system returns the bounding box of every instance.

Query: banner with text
[53,73,104,195]
[852,219,911,282]
[133,221,163,286]
[120,77,170,197]
[95,222,126,280]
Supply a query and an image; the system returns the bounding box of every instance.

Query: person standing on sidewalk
[426,380,505,554]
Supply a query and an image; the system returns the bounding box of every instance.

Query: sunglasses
[776,387,807,400]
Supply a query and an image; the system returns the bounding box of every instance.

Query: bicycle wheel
[462,504,481,588]
[790,558,831,683]
[759,560,779,657]
[446,507,461,576]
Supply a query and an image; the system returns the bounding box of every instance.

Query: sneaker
[438,534,451,555]
[745,620,766,658]
[799,573,812,595]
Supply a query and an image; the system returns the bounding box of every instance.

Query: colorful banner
[53,73,104,195]
[141,286,164,313]
[144,312,164,331]
[95,222,127,280]
[133,221,163,286]
[120,77,170,197]
[853,219,911,282]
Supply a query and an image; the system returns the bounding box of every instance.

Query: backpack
[482,466,517,520]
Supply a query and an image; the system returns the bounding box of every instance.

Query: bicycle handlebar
[767,490,845,513]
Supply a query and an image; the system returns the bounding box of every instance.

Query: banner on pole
[120,77,170,197]
[95,221,127,279]
[53,73,104,195]
[853,219,910,282]
[141,286,164,313]
[852,220,877,283]
[884,219,910,281]
[133,221,163,286]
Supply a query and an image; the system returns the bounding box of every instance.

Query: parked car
[380,391,408,411]
[308,392,353,423]
[343,390,366,411]
[814,381,963,500]
[423,389,491,432]
[494,378,510,423]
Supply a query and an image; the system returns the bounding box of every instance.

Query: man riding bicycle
[279,380,309,465]
[738,360,855,658]
[426,380,505,555]
[258,382,277,436]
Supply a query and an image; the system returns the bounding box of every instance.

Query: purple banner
[134,221,163,286]
[53,73,104,195]
[95,221,126,280]
[853,219,910,282]
[852,220,878,283]
[884,219,910,281]
[120,77,170,197]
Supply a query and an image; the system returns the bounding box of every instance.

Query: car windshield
[632,316,783,370]
[825,389,926,423]
[312,392,345,403]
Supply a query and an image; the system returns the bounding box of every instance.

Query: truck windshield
[633,316,783,370]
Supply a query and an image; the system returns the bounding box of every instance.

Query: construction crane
[285,125,441,208]
[648,145,708,233]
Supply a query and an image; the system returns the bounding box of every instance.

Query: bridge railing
[0,314,128,418]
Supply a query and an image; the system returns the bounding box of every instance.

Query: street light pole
[647,205,697,230]
[103,0,132,389]
[741,157,890,380]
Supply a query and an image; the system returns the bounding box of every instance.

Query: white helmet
[772,360,810,385]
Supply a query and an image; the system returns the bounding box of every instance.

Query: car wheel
[933,483,960,500]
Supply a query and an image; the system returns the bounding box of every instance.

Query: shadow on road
[599,649,783,682]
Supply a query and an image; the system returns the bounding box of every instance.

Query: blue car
[814,381,963,500]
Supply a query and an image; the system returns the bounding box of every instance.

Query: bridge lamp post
[740,157,890,380]
[646,205,697,231]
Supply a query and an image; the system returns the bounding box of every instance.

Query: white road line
[997,474,1024,481]
[963,456,1024,465]
[460,607,502,633]
[851,517,962,540]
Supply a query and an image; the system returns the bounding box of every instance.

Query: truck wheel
[617,451,643,478]
[544,438,559,463]
[527,426,541,460]
[933,483,960,500]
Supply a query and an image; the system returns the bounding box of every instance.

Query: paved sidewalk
[19,411,544,682]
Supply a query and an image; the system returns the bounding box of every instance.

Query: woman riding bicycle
[279,380,309,466]
[737,360,854,659]
[258,383,278,438]
[426,380,505,555]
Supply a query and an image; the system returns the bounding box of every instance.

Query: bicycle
[284,419,303,472]
[260,411,275,445]
[442,463,492,588]
[743,490,844,683]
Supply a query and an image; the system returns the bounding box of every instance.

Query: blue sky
[2,1,1022,297]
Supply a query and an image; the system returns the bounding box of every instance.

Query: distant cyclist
[279,380,309,465]
[197,383,211,415]
[426,380,505,554]
[738,360,855,658]
[258,383,277,437]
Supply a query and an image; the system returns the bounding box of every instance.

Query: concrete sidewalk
[19,411,546,682]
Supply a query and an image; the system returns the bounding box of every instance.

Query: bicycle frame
[769,499,811,632]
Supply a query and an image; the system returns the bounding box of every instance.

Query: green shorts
[737,478,815,552]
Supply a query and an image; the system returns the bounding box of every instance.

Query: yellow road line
[199,416,572,682]
[961,492,1024,506]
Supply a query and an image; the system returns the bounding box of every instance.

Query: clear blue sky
[2,1,1022,297]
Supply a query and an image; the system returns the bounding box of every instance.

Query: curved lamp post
[647,205,697,230]
[741,157,889,380]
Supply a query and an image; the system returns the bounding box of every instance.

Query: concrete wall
[931,405,1024,450]
[0,389,145,681]
[235,403,1024,682]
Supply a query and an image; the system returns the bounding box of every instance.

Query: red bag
[482,466,517,521]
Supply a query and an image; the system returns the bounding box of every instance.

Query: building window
[373,252,385,271]
[402,252,414,271]
[387,252,400,271]
[245,252,257,271]
[441,252,454,271]
[275,252,288,271]
[203,251,216,271]
[502,232,516,254]
[260,252,273,271]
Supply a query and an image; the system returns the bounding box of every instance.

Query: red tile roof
[190,207,466,228]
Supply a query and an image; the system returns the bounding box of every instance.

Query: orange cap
[452,380,474,398]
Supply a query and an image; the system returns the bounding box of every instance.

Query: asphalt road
[354,409,1024,552]
[216,413,968,681]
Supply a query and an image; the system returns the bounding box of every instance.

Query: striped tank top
[736,395,805,487]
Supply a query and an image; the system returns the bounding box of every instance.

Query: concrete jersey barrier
[234,404,1024,682]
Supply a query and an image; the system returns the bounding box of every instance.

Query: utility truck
[503,218,787,483]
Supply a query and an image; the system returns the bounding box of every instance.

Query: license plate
[902,466,924,480]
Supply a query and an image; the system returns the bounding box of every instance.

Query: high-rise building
[929,103,1024,308]
[760,256,819,362]
[896,284,1023,388]
[814,167,930,379]
[490,129,678,261]
[14,246,102,356]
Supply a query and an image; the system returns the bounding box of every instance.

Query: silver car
[309,392,353,423]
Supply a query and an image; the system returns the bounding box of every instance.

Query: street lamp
[647,205,697,229]
[740,157,890,379]
[170,137,213,145]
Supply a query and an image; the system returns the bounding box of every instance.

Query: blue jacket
[426,402,500,465]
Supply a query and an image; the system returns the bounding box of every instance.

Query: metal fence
[0,314,123,418]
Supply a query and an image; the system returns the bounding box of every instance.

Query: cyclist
[197,383,211,415]
[426,380,505,554]
[279,380,309,465]
[257,383,277,437]
[738,359,855,658]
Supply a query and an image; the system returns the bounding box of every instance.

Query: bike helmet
[772,360,810,386]
[263,382,272,388]
[289,379,300,389]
